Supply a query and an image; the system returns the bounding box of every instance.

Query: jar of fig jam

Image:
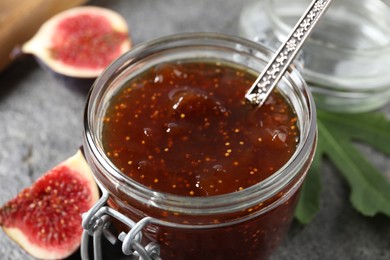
[81,33,317,260]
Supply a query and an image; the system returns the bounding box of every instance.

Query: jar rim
[83,32,317,214]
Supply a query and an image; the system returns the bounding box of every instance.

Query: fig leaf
[295,110,390,224]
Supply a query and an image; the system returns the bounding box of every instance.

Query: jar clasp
[81,186,162,260]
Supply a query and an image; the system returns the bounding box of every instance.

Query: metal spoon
[245,0,333,106]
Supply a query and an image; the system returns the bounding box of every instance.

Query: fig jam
[81,32,318,260]
[99,60,303,260]
[102,60,299,197]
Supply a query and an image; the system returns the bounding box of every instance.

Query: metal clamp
[81,188,162,260]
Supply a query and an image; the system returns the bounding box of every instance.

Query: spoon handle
[245,0,333,106]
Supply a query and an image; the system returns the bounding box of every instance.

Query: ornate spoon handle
[245,0,333,106]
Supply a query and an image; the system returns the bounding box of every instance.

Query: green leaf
[294,149,322,224]
[295,110,390,223]
[318,110,390,155]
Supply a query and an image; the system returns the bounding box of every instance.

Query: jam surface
[102,60,299,196]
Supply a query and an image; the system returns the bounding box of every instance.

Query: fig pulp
[21,6,131,79]
[0,150,99,259]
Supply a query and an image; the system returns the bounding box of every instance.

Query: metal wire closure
[245,0,333,106]
[81,188,162,260]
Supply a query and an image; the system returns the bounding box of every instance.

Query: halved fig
[0,150,99,259]
[21,6,131,79]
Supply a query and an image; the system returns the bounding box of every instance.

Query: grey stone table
[1,0,389,259]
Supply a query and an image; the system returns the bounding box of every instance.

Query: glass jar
[81,33,317,260]
[239,0,390,112]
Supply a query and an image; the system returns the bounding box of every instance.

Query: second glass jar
[240,0,390,112]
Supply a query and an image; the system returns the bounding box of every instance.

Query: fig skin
[0,150,99,260]
[21,6,132,81]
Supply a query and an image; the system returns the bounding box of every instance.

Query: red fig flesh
[0,150,99,259]
[22,6,131,78]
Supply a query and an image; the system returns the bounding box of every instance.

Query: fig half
[0,150,99,259]
[21,6,131,79]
